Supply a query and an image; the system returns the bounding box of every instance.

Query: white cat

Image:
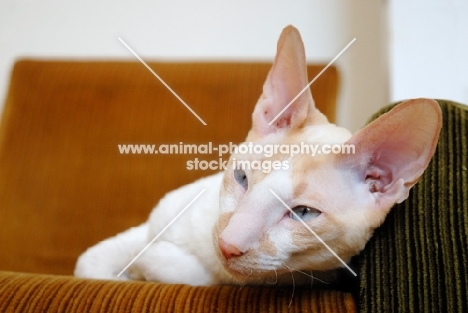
[74,25,442,286]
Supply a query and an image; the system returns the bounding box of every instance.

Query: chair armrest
[0,271,356,313]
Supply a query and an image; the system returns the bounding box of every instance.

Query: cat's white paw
[74,224,148,280]
[129,241,216,285]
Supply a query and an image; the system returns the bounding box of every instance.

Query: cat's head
[213,25,442,283]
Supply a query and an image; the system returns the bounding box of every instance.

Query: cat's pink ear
[340,99,442,211]
[249,25,324,138]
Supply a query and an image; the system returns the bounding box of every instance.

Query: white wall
[389,1,468,105]
[336,1,389,131]
[0,0,388,131]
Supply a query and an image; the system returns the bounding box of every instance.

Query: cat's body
[75,172,332,285]
[75,25,442,286]
[75,173,228,285]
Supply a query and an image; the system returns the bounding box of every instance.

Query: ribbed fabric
[358,100,468,313]
[0,271,356,313]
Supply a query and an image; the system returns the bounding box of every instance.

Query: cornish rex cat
[75,25,442,286]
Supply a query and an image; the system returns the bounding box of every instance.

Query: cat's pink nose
[218,238,243,259]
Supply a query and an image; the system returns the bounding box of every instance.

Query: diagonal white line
[117,189,206,277]
[118,37,207,126]
[268,38,356,126]
[268,189,357,277]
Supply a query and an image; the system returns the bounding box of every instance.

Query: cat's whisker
[281,262,295,308]
[295,269,314,279]
[295,269,331,286]
[265,269,278,285]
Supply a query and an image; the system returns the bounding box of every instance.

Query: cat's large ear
[339,99,442,213]
[248,25,326,139]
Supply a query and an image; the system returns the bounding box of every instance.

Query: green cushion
[358,100,468,312]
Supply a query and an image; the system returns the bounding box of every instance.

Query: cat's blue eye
[234,168,248,190]
[290,206,321,222]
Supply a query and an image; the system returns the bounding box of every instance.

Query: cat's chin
[225,268,279,285]
[220,261,302,285]
[219,261,273,283]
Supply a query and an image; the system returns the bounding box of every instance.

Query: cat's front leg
[127,240,216,286]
